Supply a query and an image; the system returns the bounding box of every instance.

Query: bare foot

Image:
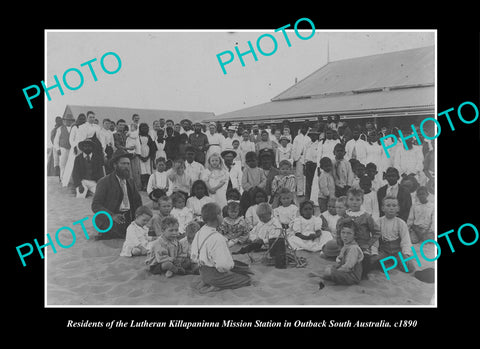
[322,274,332,281]
[308,272,321,278]
[198,285,221,294]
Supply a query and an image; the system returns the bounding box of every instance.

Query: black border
[10,11,480,340]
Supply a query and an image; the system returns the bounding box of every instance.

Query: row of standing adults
[48,111,434,197]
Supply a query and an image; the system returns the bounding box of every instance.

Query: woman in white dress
[138,123,157,191]
[61,113,86,187]
[365,132,383,167]
[201,153,229,209]
[126,123,142,191]
[205,122,224,161]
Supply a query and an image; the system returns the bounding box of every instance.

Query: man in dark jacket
[377,167,412,222]
[91,148,142,240]
[72,139,105,198]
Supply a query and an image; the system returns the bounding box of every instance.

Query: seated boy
[233,203,286,269]
[190,202,251,292]
[322,218,364,285]
[371,196,416,274]
[120,206,154,257]
[145,216,189,278]
[147,196,173,237]
[407,186,434,244]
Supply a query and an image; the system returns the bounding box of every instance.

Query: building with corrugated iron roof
[211,46,435,132]
[62,105,215,125]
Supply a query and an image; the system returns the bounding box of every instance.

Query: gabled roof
[272,46,434,101]
[213,46,435,123]
[62,105,215,124]
[214,86,434,122]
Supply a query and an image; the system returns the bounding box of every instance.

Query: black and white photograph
[43,29,438,306]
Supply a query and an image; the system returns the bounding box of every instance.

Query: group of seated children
[118,150,434,291]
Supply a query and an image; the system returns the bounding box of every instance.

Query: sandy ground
[46,177,435,306]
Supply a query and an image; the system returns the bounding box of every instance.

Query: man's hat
[322,240,341,258]
[221,149,237,158]
[78,139,95,152]
[110,148,134,165]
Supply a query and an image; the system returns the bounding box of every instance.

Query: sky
[45,30,435,133]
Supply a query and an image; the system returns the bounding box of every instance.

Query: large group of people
[48,111,436,293]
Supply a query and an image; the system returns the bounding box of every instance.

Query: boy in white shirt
[190,203,251,292]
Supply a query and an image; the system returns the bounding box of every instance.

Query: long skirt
[139,158,152,175]
[130,155,142,191]
[310,164,321,205]
[47,148,57,176]
[199,265,251,290]
[294,161,305,196]
[288,231,333,252]
[61,147,78,187]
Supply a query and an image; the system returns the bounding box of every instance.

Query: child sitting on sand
[270,160,296,208]
[145,216,189,277]
[321,196,348,259]
[234,203,286,269]
[371,196,416,274]
[191,202,251,292]
[288,200,333,252]
[222,187,241,217]
[186,180,214,221]
[321,217,364,285]
[407,186,434,243]
[321,197,340,237]
[217,201,250,248]
[170,191,194,237]
[147,157,169,196]
[344,188,381,279]
[273,188,298,236]
[120,206,154,257]
[148,196,173,236]
[167,158,191,197]
[245,187,269,230]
